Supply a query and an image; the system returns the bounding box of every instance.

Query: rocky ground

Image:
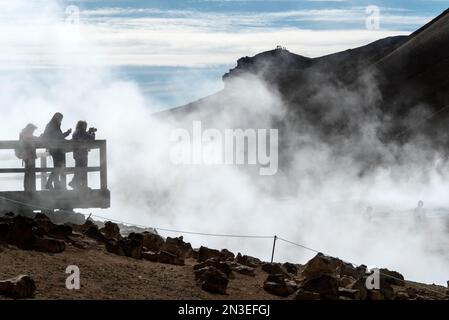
[0,212,448,300]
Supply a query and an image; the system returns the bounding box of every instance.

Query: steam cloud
[0,1,447,285]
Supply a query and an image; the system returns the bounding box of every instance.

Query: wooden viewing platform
[0,139,110,212]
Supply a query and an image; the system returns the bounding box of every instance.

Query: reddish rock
[195,266,229,295]
[0,275,36,299]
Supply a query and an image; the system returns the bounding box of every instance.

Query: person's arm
[63,128,72,138]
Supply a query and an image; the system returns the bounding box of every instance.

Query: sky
[1,0,448,107]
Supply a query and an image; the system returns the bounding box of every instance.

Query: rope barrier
[0,194,447,298]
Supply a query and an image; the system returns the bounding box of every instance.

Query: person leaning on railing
[41,112,72,190]
[69,120,96,190]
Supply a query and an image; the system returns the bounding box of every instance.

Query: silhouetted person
[41,112,72,190]
[414,200,427,228]
[69,120,95,190]
[18,124,38,191]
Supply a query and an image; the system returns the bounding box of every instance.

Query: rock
[302,253,338,279]
[220,249,235,260]
[295,289,321,300]
[142,232,164,252]
[340,276,356,288]
[34,213,55,232]
[83,225,106,243]
[282,262,298,275]
[195,266,228,295]
[235,253,261,268]
[191,248,199,260]
[142,251,159,262]
[348,277,368,300]
[300,275,339,300]
[34,237,66,253]
[105,240,125,256]
[194,258,232,278]
[263,274,297,297]
[0,222,11,242]
[261,263,292,278]
[160,236,193,259]
[0,275,36,299]
[8,215,42,250]
[198,246,222,262]
[379,268,405,286]
[158,250,184,266]
[368,290,385,300]
[100,221,122,241]
[264,281,296,297]
[302,253,359,280]
[121,233,143,259]
[338,287,361,300]
[47,225,73,240]
[232,265,255,277]
[395,291,410,300]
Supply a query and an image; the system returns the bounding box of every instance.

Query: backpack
[15,146,25,159]
[15,133,25,159]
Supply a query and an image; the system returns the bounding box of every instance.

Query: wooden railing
[0,140,108,191]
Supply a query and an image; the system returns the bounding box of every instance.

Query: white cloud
[1,4,423,68]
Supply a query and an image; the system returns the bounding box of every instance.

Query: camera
[88,127,97,133]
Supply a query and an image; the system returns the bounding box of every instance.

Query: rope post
[271,235,277,263]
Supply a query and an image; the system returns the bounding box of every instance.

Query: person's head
[76,120,87,132]
[418,200,424,208]
[51,112,64,125]
[22,123,37,136]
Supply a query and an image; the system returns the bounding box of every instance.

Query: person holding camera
[69,120,96,190]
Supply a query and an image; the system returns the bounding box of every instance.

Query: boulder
[121,233,143,259]
[302,253,361,280]
[160,236,193,259]
[338,287,361,300]
[195,266,229,295]
[194,258,232,278]
[100,221,122,241]
[348,277,368,300]
[300,275,339,300]
[339,276,356,288]
[261,263,292,278]
[263,274,297,297]
[295,289,321,300]
[34,237,66,253]
[220,249,235,261]
[83,225,106,243]
[0,275,36,299]
[0,222,11,242]
[379,268,405,286]
[158,250,184,266]
[142,232,164,252]
[142,251,159,262]
[198,246,222,262]
[47,225,73,240]
[235,253,261,268]
[395,291,410,300]
[105,240,125,256]
[34,213,55,232]
[282,262,299,275]
[232,264,255,277]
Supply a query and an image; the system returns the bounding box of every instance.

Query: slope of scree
[0,212,447,300]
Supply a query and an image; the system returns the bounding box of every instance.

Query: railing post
[100,141,108,190]
[271,235,277,263]
[40,155,48,190]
